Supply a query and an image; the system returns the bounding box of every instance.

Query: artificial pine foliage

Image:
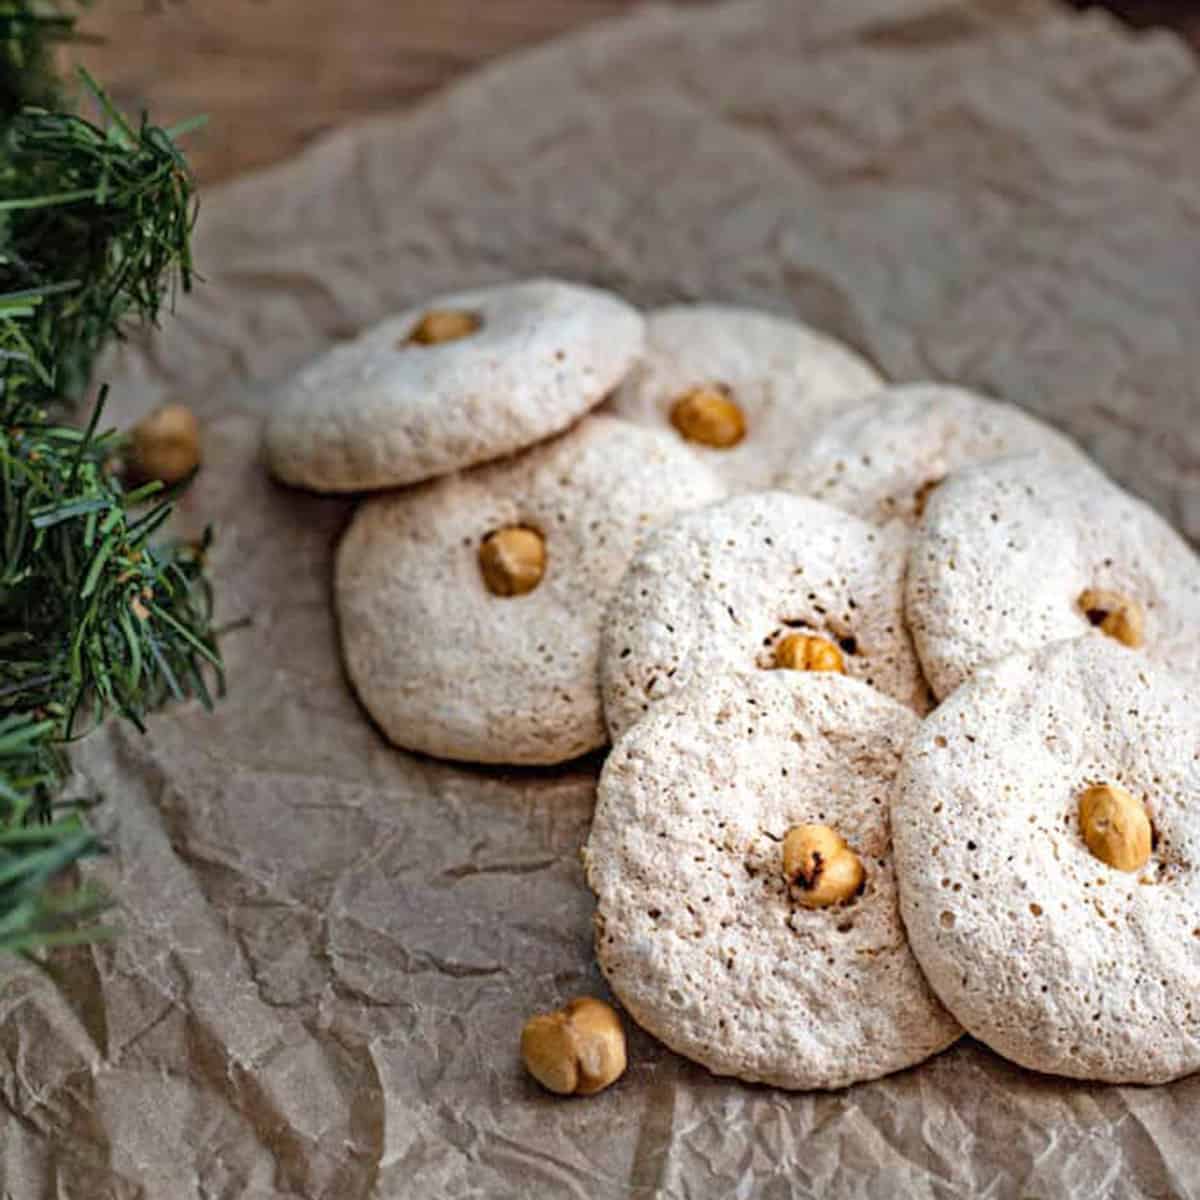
[0,1,220,955]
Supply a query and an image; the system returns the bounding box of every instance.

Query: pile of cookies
[265,277,1200,1094]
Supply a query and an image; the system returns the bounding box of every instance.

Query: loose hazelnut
[782,824,865,908]
[773,633,845,674]
[406,309,481,346]
[669,385,746,449]
[126,404,201,486]
[1078,784,1152,872]
[1078,588,1145,649]
[479,526,546,596]
[520,997,627,1096]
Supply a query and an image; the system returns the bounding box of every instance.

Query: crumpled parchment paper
[3,1,1200,1196]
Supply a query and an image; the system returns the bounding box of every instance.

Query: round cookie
[606,305,883,491]
[777,383,1091,526]
[335,415,725,765]
[584,671,961,1090]
[893,638,1200,1084]
[265,278,644,492]
[600,491,931,742]
[906,454,1200,699]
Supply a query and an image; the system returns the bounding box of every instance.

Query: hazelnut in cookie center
[479,526,546,596]
[782,824,865,908]
[669,384,747,449]
[1078,588,1145,649]
[405,308,482,346]
[1078,783,1152,872]
[773,633,845,674]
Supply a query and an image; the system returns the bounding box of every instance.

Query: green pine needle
[2,66,198,404]
[0,2,79,115]
[0,14,219,956]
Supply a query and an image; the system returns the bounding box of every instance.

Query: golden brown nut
[406,308,481,346]
[1078,588,1145,649]
[520,997,627,1096]
[773,633,846,674]
[478,527,546,597]
[1078,783,1152,872]
[127,404,201,486]
[668,385,746,449]
[782,824,865,908]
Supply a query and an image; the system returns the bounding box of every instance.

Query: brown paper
[4,1,1200,1195]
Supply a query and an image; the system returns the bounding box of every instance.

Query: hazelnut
[520,997,627,1096]
[479,526,546,597]
[126,404,201,486]
[773,633,845,674]
[669,385,746,449]
[406,309,481,346]
[1078,588,1145,649]
[1078,784,1152,872]
[782,824,864,908]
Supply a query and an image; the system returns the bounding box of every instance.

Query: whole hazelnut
[406,309,481,346]
[782,824,865,908]
[1078,783,1152,872]
[1078,588,1145,649]
[669,385,746,449]
[127,404,201,486]
[773,633,845,674]
[520,997,627,1096]
[479,526,546,597]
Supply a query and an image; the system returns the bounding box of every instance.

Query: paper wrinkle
[3,0,1200,1196]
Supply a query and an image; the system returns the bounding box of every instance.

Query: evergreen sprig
[1,391,221,733]
[0,2,78,114]
[0,713,110,954]
[1,72,199,403]
[0,10,219,955]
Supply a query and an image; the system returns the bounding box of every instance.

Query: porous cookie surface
[335,415,724,765]
[893,638,1200,1084]
[266,278,644,492]
[606,305,883,491]
[585,671,960,1090]
[600,492,931,741]
[778,383,1090,526]
[906,454,1200,699]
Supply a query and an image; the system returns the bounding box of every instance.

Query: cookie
[584,670,961,1090]
[906,454,1200,699]
[606,305,883,491]
[600,491,931,742]
[265,278,644,492]
[777,383,1090,526]
[893,637,1200,1084]
[334,415,724,765]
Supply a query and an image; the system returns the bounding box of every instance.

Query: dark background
[72,0,1200,186]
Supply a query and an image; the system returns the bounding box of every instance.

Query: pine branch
[0,389,222,729]
[0,32,219,955]
[0,713,110,954]
[2,67,198,407]
[0,2,80,115]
